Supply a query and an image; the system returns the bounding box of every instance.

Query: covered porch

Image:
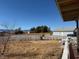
[56,0,79,59]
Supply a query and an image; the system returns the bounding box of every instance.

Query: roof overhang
[56,0,79,21]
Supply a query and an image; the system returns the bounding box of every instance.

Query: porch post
[76,20,79,53]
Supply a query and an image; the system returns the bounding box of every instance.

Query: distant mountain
[0,29,13,32]
[0,29,30,32]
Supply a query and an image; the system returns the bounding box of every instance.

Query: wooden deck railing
[61,38,70,59]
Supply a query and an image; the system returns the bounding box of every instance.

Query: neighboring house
[53,27,75,36]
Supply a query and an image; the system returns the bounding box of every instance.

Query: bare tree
[0,24,15,55]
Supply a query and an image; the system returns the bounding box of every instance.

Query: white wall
[53,32,73,36]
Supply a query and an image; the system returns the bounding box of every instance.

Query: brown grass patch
[0,40,62,59]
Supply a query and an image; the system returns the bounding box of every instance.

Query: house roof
[56,0,79,21]
[53,27,75,32]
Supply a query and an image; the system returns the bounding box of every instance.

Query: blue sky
[0,0,76,30]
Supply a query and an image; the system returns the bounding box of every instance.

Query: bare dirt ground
[0,40,62,59]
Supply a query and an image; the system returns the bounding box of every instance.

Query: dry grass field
[0,40,63,59]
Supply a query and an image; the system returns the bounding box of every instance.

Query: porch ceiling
[56,0,79,21]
